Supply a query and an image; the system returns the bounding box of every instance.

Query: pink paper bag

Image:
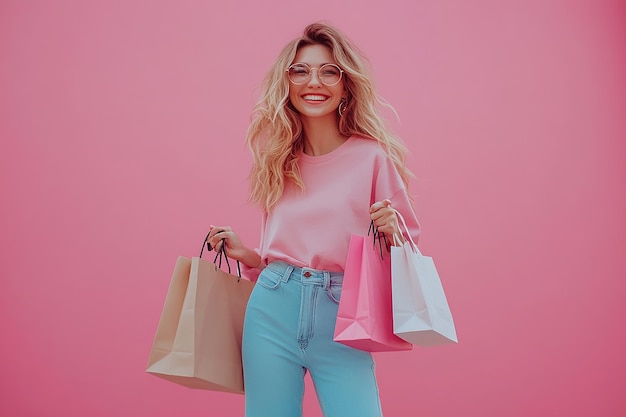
[333,234,413,352]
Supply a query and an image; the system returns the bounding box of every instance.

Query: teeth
[303,95,327,101]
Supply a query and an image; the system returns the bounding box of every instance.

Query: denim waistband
[265,261,344,288]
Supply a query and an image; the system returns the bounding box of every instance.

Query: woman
[207,22,420,417]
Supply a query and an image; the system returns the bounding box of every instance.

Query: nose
[307,68,322,87]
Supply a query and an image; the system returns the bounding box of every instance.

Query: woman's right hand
[207,225,245,260]
[206,225,262,269]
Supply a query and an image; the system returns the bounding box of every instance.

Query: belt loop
[323,271,330,290]
[282,264,294,282]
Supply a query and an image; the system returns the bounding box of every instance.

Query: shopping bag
[333,224,413,352]
[146,235,254,393]
[391,211,458,346]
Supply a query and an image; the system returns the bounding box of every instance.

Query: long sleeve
[373,151,421,244]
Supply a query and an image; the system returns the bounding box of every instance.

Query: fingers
[369,200,399,238]
[207,225,232,252]
[369,199,391,214]
[369,199,394,222]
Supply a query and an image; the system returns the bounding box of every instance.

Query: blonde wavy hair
[246,22,413,212]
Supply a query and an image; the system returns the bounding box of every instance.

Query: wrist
[242,249,262,269]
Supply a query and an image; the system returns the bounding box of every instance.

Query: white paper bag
[390,211,458,346]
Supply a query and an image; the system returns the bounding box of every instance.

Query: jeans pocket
[326,283,342,304]
[257,269,283,290]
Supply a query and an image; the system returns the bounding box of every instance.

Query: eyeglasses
[286,63,344,86]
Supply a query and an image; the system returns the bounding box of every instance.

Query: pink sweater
[244,135,421,281]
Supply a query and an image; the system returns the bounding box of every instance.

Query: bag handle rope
[200,232,243,280]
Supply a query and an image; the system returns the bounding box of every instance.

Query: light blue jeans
[242,261,383,417]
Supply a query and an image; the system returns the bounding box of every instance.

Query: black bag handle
[200,232,212,258]
[368,220,389,260]
[200,232,243,280]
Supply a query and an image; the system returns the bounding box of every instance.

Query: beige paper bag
[147,254,254,393]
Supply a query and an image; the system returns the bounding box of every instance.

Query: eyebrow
[293,62,337,66]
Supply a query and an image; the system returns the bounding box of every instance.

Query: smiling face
[288,44,345,122]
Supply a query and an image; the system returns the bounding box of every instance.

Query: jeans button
[303,271,311,278]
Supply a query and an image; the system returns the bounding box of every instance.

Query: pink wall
[1,1,625,416]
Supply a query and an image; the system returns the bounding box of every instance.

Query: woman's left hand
[369,199,402,244]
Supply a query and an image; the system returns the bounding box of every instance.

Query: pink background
[1,1,625,416]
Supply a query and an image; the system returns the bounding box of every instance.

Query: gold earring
[338,98,348,117]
